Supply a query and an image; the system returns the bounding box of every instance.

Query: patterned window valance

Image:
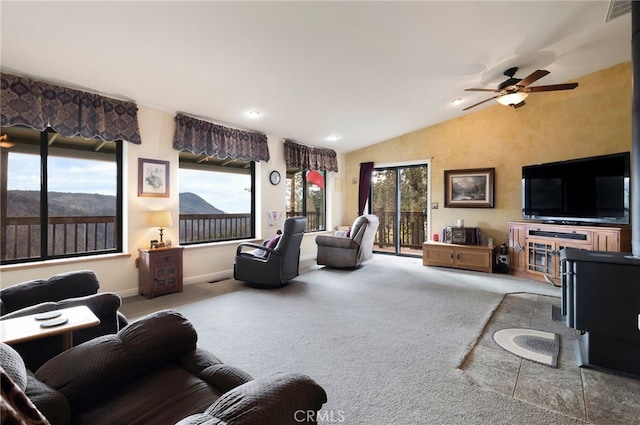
[173,113,269,162]
[284,139,339,172]
[1,73,141,144]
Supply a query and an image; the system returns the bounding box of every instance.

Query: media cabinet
[422,241,494,273]
[508,221,631,284]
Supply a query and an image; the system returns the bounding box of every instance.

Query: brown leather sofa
[0,310,327,425]
[315,214,379,268]
[0,270,127,371]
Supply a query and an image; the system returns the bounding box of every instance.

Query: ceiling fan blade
[526,83,579,92]
[464,88,499,92]
[518,69,550,88]
[462,95,499,111]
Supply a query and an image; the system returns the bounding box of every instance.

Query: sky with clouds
[8,153,251,213]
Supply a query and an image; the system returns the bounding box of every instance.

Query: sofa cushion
[35,310,198,412]
[70,364,223,425]
[0,271,99,315]
[119,309,198,374]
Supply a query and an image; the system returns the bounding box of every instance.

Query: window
[286,169,326,232]
[1,126,123,264]
[178,152,255,244]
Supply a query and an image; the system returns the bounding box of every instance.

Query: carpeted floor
[121,255,600,424]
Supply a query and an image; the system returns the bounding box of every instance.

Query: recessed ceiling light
[327,134,340,142]
[451,98,463,105]
[247,110,261,118]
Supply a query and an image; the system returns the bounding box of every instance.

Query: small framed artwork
[444,167,495,208]
[138,158,170,197]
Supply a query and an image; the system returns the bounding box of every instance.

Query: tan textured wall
[344,62,632,246]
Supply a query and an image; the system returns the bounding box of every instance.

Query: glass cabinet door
[526,240,555,276]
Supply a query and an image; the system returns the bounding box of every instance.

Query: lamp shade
[496,92,528,106]
[149,210,173,228]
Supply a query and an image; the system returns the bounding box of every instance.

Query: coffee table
[0,305,100,350]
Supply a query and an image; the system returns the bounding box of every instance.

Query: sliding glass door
[371,164,428,256]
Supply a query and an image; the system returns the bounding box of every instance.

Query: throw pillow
[266,234,280,249]
[249,231,281,259]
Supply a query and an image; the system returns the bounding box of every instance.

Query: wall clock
[269,170,281,185]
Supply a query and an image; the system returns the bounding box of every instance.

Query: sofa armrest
[176,372,327,425]
[315,235,358,250]
[25,373,71,425]
[180,348,253,393]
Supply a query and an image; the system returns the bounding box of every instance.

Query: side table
[0,305,100,350]
[137,246,184,299]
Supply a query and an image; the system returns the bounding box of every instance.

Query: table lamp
[149,210,172,246]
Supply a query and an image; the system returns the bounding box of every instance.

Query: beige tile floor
[461,293,640,424]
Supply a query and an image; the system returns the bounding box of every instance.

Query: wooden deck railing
[2,216,116,261]
[374,211,427,250]
[285,211,324,232]
[2,211,427,261]
[179,213,252,243]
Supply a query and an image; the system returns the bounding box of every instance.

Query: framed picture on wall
[444,167,495,208]
[138,158,170,197]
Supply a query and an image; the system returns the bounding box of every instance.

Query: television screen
[522,152,630,224]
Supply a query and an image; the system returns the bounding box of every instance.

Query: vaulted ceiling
[0,1,632,153]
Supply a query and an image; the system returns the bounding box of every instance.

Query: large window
[178,152,255,244]
[1,126,122,264]
[286,169,326,232]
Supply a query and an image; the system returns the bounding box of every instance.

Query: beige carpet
[122,255,584,424]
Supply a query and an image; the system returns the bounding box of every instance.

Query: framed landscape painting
[444,167,495,208]
[138,158,170,197]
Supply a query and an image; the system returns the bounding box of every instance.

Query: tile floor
[460,293,640,424]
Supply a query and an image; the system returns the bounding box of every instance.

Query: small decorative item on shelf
[442,226,480,245]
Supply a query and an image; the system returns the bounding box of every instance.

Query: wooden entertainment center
[508,221,631,284]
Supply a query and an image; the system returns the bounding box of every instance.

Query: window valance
[1,73,141,144]
[173,113,269,162]
[284,139,338,172]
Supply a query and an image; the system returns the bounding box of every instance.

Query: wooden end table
[0,305,100,350]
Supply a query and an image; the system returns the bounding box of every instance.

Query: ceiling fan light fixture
[496,92,528,107]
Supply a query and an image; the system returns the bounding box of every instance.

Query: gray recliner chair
[315,214,379,268]
[234,216,307,288]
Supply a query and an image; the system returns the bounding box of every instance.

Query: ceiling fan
[462,67,578,111]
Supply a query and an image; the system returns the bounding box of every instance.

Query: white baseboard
[184,269,234,285]
[117,269,234,299]
[117,288,140,299]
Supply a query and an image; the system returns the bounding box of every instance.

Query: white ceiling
[0,1,632,153]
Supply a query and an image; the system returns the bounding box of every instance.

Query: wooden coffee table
[0,305,100,350]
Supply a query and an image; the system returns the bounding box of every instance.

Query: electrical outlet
[431,202,439,209]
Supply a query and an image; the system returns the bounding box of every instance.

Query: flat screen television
[522,152,630,225]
